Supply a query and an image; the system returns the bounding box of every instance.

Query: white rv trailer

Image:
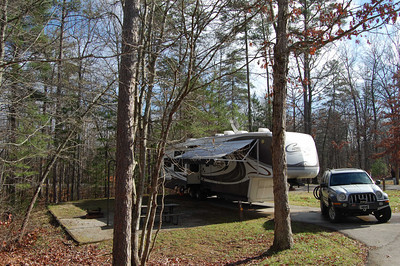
[163,128,319,202]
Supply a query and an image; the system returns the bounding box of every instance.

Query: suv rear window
[330,172,373,186]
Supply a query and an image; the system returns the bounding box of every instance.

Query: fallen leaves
[0,211,112,265]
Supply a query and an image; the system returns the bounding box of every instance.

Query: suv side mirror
[375,180,381,185]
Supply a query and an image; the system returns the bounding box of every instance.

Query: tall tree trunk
[42,85,50,203]
[132,0,149,258]
[301,0,312,135]
[58,161,63,202]
[260,15,272,129]
[76,137,82,200]
[71,156,75,201]
[347,75,362,168]
[244,14,252,131]
[8,73,17,203]
[271,0,293,251]
[0,0,7,85]
[370,59,378,154]
[303,51,312,134]
[53,0,67,203]
[112,0,140,264]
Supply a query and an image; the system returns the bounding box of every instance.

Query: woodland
[0,0,399,264]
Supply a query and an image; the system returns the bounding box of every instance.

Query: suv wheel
[328,205,341,222]
[320,200,328,216]
[374,207,392,223]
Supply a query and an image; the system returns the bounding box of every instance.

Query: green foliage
[170,82,248,139]
[15,183,32,190]
[371,159,388,178]
[251,94,272,130]
[5,101,50,180]
[6,0,52,51]
[87,149,108,187]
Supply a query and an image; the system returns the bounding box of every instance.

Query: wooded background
[0,0,399,217]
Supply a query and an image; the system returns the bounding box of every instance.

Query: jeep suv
[314,168,391,223]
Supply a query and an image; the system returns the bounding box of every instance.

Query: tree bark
[53,0,67,204]
[0,0,7,84]
[112,0,140,265]
[303,51,312,135]
[301,0,312,135]
[271,0,293,251]
[244,14,252,131]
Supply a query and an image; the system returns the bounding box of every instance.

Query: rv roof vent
[224,130,235,135]
[258,128,271,133]
[237,130,248,134]
[215,133,224,136]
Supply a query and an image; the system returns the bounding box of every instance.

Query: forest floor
[0,193,371,265]
[0,206,113,265]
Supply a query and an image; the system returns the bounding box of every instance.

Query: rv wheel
[189,188,196,198]
[195,190,205,200]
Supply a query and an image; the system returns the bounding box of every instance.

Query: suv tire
[374,207,392,223]
[328,205,341,222]
[320,200,328,216]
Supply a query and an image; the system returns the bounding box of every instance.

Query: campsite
[1,0,399,264]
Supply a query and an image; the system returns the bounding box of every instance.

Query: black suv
[314,168,391,223]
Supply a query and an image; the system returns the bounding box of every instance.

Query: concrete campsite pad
[48,199,115,244]
[47,196,314,245]
[53,217,113,244]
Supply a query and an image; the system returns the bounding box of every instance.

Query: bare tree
[112,0,140,264]
[270,0,293,251]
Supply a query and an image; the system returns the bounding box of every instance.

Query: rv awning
[176,139,254,160]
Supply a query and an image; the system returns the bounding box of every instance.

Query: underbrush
[0,205,112,265]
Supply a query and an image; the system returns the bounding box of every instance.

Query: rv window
[172,151,185,172]
[189,164,199,172]
[164,159,172,168]
[173,159,184,172]
[174,151,183,157]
